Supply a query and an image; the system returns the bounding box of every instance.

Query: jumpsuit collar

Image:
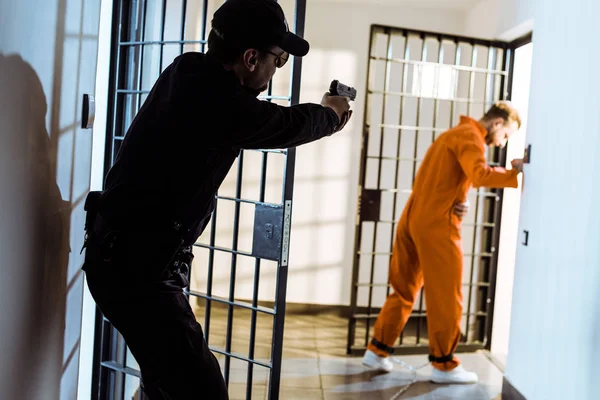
[459,115,487,139]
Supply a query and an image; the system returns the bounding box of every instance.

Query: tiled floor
[192,304,504,400]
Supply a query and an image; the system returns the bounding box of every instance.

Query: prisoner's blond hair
[483,101,522,128]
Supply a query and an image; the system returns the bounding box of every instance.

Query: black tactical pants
[83,232,229,400]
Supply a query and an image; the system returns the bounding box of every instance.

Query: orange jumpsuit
[367,116,519,371]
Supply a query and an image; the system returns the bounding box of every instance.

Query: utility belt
[82,191,192,282]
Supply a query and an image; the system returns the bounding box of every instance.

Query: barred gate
[346,25,525,356]
[92,0,307,398]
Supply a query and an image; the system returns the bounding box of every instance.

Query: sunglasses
[262,49,289,68]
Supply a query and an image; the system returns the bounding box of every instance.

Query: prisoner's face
[486,118,519,148]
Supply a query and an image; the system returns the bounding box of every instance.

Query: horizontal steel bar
[348,342,484,357]
[119,39,207,46]
[360,187,500,199]
[254,148,287,155]
[358,251,493,257]
[100,361,141,378]
[372,123,446,132]
[357,251,392,256]
[193,243,254,258]
[186,289,276,315]
[257,95,291,101]
[116,89,151,95]
[209,347,272,369]
[215,196,280,208]
[368,89,494,105]
[369,56,508,76]
[464,222,495,228]
[366,155,502,168]
[354,282,490,288]
[115,91,290,102]
[367,155,421,162]
[371,24,508,49]
[465,252,493,258]
[372,220,495,229]
[352,311,487,320]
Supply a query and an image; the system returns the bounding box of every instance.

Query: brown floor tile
[280,373,322,389]
[227,383,268,400]
[192,305,502,400]
[278,387,324,400]
[323,392,381,400]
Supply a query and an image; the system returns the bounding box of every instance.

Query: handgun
[329,80,357,101]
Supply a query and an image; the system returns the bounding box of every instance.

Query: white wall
[464,0,534,40]
[505,0,600,398]
[491,42,532,363]
[78,1,114,398]
[288,0,466,306]
[0,0,102,398]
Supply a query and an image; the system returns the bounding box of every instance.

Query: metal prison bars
[346,25,516,356]
[93,0,306,399]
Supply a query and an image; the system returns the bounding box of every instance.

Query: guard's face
[241,46,287,93]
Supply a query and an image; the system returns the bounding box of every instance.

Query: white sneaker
[362,349,394,372]
[431,365,478,384]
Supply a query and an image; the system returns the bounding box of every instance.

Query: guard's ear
[241,48,260,72]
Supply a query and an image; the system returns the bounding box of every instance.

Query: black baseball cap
[212,0,310,57]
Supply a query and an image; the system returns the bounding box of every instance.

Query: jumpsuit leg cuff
[431,356,460,372]
[367,338,394,358]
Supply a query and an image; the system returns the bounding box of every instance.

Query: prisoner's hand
[511,158,524,173]
[321,93,351,125]
[453,201,470,219]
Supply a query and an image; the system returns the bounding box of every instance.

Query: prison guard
[367,116,519,372]
[97,52,340,245]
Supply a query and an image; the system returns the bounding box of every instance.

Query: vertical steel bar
[98,0,127,395]
[200,0,209,53]
[467,45,478,117]
[246,152,268,400]
[108,0,130,168]
[347,25,379,354]
[120,344,128,398]
[224,152,244,387]
[269,0,305,396]
[414,35,426,345]
[203,202,218,342]
[388,30,409,298]
[123,0,139,131]
[484,45,513,349]
[247,19,278,389]
[449,41,461,130]
[465,43,480,343]
[158,0,168,74]
[397,30,411,346]
[179,0,188,54]
[136,0,148,111]
[475,47,494,341]
[364,28,392,348]
[431,38,444,145]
